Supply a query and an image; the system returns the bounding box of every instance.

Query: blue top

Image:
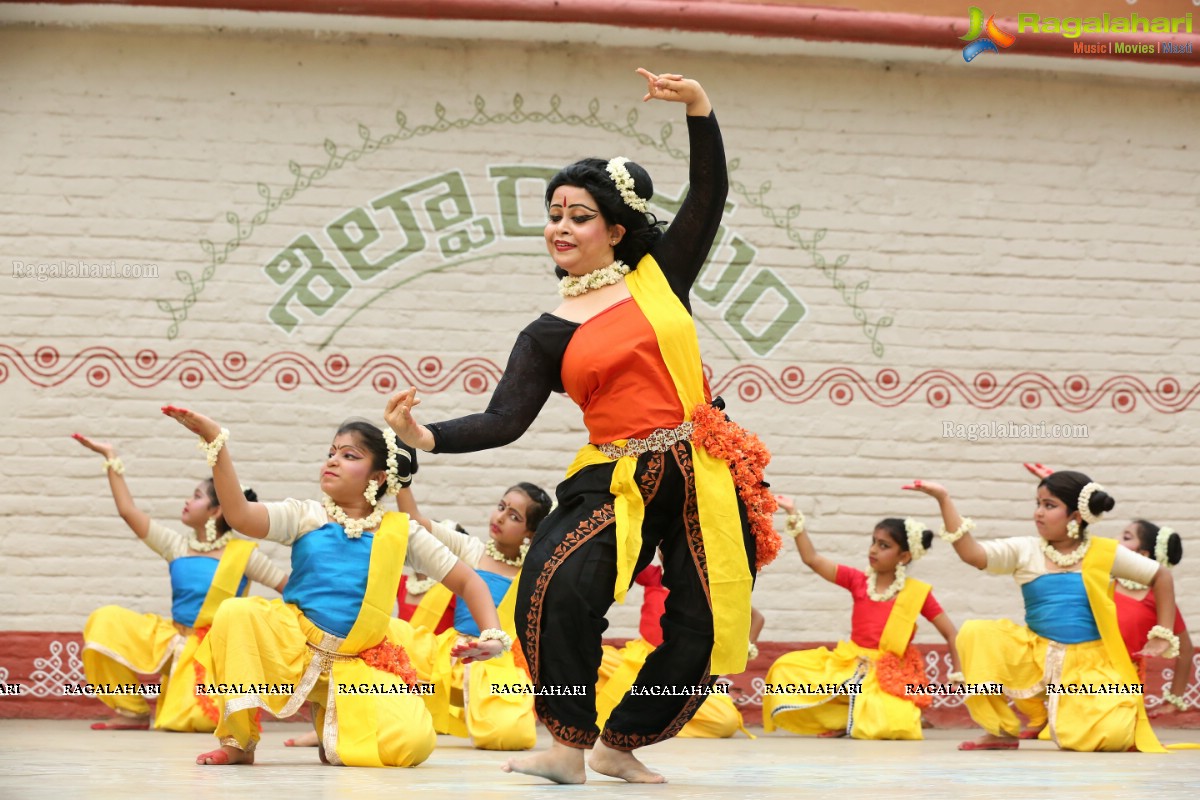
[283,524,372,638]
[169,556,248,628]
[453,570,513,637]
[1022,573,1100,644]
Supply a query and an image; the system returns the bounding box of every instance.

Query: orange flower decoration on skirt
[690,402,781,570]
[358,639,419,687]
[875,645,932,709]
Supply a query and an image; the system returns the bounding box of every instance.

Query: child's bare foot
[90,718,150,731]
[817,729,847,738]
[501,741,586,784]
[196,744,254,765]
[283,730,320,747]
[588,741,666,784]
[958,733,1018,751]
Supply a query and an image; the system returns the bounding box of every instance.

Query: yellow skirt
[596,639,751,739]
[958,618,1139,752]
[762,641,923,740]
[195,596,436,767]
[82,605,215,732]
[419,626,536,750]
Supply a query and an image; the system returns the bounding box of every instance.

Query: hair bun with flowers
[904,518,928,562]
[1077,481,1108,525]
[383,429,415,495]
[1155,526,1176,567]
[606,157,648,213]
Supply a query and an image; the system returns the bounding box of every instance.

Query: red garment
[1114,587,1187,655]
[635,565,669,647]
[396,574,456,634]
[835,565,944,650]
[560,298,712,442]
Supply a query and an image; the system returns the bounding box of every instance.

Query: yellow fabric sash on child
[565,255,752,676]
[409,583,455,631]
[878,578,931,657]
[1081,537,1166,754]
[192,539,257,629]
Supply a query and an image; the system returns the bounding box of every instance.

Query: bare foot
[501,741,586,784]
[588,741,666,784]
[90,719,150,731]
[284,731,320,747]
[958,733,1018,751]
[196,744,255,765]
[817,729,847,738]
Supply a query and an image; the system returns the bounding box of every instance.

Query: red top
[635,565,669,646]
[397,574,456,634]
[560,298,712,443]
[1115,587,1187,655]
[836,565,944,650]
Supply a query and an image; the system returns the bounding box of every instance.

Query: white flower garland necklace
[1042,535,1091,568]
[323,494,385,540]
[485,538,529,568]
[190,519,232,553]
[866,563,907,603]
[559,260,630,298]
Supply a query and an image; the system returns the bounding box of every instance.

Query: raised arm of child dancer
[72,434,150,538]
[775,494,837,583]
[161,406,271,538]
[901,480,987,569]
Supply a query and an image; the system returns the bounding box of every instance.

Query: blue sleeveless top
[283,524,372,638]
[1022,572,1100,644]
[169,556,248,628]
[453,570,513,637]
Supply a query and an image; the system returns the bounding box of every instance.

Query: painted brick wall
[1,24,1197,669]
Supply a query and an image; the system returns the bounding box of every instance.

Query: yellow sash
[878,578,931,657]
[409,583,455,631]
[565,255,751,676]
[1081,537,1165,753]
[330,511,411,767]
[193,539,257,629]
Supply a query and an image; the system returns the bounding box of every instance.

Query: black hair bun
[242,487,258,503]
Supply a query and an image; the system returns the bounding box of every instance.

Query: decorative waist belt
[596,421,694,460]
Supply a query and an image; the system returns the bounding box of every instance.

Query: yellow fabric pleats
[564,255,752,676]
[197,513,436,767]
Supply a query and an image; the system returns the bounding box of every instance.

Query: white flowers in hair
[323,494,385,540]
[606,157,648,213]
[1155,527,1175,566]
[198,428,230,467]
[1077,481,1106,525]
[383,429,407,496]
[558,260,630,298]
[939,517,975,543]
[904,518,927,562]
[865,563,906,603]
[1042,535,1091,568]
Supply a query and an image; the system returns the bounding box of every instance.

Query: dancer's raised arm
[776,494,837,583]
[72,433,149,538]
[903,480,987,569]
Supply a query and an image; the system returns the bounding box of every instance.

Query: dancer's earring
[204,517,218,542]
[364,480,379,507]
[1066,519,1081,540]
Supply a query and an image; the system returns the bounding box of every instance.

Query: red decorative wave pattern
[1,346,1195,412]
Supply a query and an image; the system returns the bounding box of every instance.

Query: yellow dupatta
[1081,536,1166,754]
[878,578,931,657]
[564,255,751,676]
[192,539,257,629]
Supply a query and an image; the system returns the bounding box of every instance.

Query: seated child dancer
[596,561,760,738]
[1023,464,1192,723]
[74,433,286,732]
[907,473,1178,752]
[161,407,511,767]
[404,483,553,749]
[763,495,960,740]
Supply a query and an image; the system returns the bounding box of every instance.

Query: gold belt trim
[596,421,693,460]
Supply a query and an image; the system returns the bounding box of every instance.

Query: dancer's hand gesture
[161,405,223,442]
[636,68,711,115]
[450,638,504,665]
[901,479,949,500]
[72,433,115,460]
[384,388,434,451]
[774,494,797,514]
[1023,462,1053,479]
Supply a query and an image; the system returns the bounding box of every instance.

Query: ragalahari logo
[961,7,1017,61]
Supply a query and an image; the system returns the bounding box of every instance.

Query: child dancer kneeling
[907,473,1177,752]
[763,495,960,739]
[161,406,510,767]
[75,433,286,732]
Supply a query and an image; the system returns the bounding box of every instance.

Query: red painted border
[30,0,1200,66]
[1,346,1196,413]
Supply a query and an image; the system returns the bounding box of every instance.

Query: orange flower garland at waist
[358,639,419,687]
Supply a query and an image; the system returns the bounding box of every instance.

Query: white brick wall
[1,24,1196,642]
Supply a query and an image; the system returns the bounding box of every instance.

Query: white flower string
[1116,577,1148,591]
[323,494,385,540]
[1066,519,1082,540]
[364,479,380,507]
[190,518,233,553]
[1147,625,1181,659]
[478,628,513,653]
[198,428,230,467]
[785,511,806,538]
[1077,482,1106,525]
[406,576,439,596]
[485,539,526,568]
[102,457,125,475]
[1163,689,1189,712]
[1155,527,1175,566]
[383,429,406,496]
[1042,535,1091,568]
[865,564,906,603]
[606,157,648,212]
[558,260,631,298]
[939,517,975,543]
[904,518,927,562]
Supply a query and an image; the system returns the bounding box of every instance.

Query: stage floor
[1,721,1197,799]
